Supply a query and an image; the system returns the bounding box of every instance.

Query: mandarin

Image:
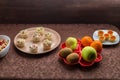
[81,36,93,47]
[90,40,102,52]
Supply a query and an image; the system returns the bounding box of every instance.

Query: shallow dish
[14,27,61,54]
[79,58,95,67]
[59,40,102,67]
[79,53,102,67]
[93,30,120,45]
[0,35,11,58]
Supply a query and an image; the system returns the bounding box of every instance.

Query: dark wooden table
[0,24,119,79]
[0,0,120,23]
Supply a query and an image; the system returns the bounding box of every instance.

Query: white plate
[93,30,120,45]
[14,27,61,54]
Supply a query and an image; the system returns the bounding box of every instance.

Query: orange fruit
[81,36,93,47]
[90,40,102,52]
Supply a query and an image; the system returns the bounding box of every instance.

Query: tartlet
[109,35,116,42]
[98,30,104,36]
[19,30,28,39]
[104,33,109,40]
[108,30,113,36]
[29,44,38,53]
[44,32,52,41]
[36,27,45,36]
[99,36,105,42]
[32,32,41,43]
[16,38,25,48]
[43,39,52,51]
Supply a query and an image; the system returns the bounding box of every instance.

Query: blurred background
[0,0,120,26]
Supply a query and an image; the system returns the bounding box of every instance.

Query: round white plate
[14,27,61,54]
[93,30,120,45]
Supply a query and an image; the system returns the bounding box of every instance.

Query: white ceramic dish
[0,35,11,58]
[14,27,61,54]
[93,30,120,45]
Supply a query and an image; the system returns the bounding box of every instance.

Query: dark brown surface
[0,0,120,23]
[0,24,120,79]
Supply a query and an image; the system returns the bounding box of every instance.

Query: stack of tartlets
[98,30,116,42]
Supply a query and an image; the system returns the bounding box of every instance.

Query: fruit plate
[14,27,61,54]
[59,40,103,67]
[93,30,120,45]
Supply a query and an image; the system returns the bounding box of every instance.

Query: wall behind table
[0,0,120,24]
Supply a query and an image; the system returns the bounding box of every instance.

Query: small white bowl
[0,35,10,58]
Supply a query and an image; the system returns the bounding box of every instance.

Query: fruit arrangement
[58,36,103,67]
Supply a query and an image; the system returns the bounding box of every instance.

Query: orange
[81,36,93,47]
[90,40,102,52]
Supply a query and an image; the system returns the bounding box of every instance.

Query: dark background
[0,0,120,25]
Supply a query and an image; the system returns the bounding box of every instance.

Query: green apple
[65,37,77,50]
[81,46,97,62]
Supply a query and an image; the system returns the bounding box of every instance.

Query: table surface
[0,24,120,79]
